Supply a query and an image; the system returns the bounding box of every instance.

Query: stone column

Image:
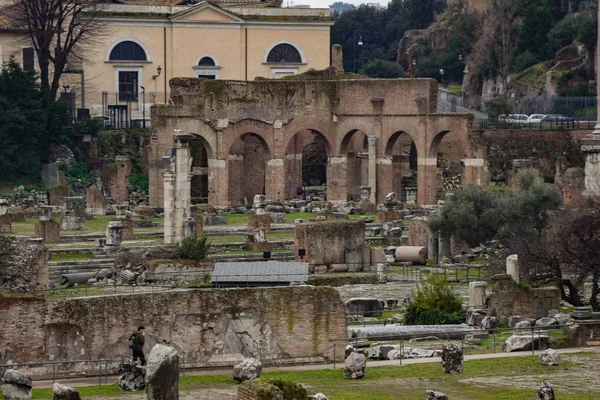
[428,235,439,261]
[376,157,393,205]
[0,199,8,216]
[266,158,285,202]
[208,158,227,206]
[438,234,450,263]
[469,281,487,308]
[173,136,193,244]
[327,156,348,202]
[163,171,176,244]
[581,135,600,196]
[367,136,377,203]
[284,153,303,200]
[506,254,519,283]
[462,158,486,186]
[417,157,438,205]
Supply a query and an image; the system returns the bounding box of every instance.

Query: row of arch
[187,124,466,206]
[106,39,305,65]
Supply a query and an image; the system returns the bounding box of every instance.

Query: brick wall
[488,274,560,319]
[294,220,365,266]
[0,286,346,376]
[0,236,48,293]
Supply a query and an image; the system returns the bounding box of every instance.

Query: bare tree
[509,198,600,309]
[10,0,103,100]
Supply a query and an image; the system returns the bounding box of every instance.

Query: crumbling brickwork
[0,286,346,375]
[488,274,560,319]
[0,236,48,293]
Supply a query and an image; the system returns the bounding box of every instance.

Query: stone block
[120,218,134,240]
[34,219,60,242]
[86,188,106,216]
[247,214,271,232]
[294,220,365,266]
[377,211,401,224]
[146,344,179,400]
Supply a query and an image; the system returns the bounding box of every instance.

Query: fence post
[333,344,336,370]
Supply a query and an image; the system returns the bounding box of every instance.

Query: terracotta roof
[0,5,27,32]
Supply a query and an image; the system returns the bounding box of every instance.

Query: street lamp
[352,31,363,73]
[439,68,445,85]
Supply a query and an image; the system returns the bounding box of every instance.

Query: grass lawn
[48,252,94,262]
[12,354,599,400]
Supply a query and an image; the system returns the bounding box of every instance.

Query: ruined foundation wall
[0,236,49,293]
[0,286,346,374]
[294,220,365,265]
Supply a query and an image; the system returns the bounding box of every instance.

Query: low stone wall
[488,274,560,319]
[0,236,48,293]
[0,286,346,377]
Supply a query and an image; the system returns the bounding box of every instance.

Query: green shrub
[129,173,149,194]
[403,274,464,325]
[267,379,308,400]
[177,234,211,260]
[60,162,94,186]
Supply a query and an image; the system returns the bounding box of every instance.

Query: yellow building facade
[0,0,332,122]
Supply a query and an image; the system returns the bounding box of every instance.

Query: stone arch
[428,130,468,201]
[228,132,271,206]
[188,134,214,202]
[283,129,331,200]
[385,131,418,202]
[339,129,369,201]
[223,119,273,159]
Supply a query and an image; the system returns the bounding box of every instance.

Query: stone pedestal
[86,188,106,216]
[506,254,519,283]
[184,217,195,238]
[121,218,134,240]
[60,196,85,231]
[0,214,12,233]
[106,221,123,246]
[248,214,271,232]
[469,281,487,308]
[0,199,9,216]
[438,234,451,263]
[581,134,600,196]
[42,163,60,190]
[34,219,60,242]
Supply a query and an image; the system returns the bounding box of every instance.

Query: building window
[109,41,148,62]
[22,47,34,71]
[266,44,302,64]
[118,71,138,101]
[198,56,215,66]
[194,55,220,79]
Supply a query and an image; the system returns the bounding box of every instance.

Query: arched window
[266,44,302,64]
[198,56,216,67]
[109,41,148,62]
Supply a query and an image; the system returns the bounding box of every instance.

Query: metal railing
[0,359,110,385]
[476,118,596,130]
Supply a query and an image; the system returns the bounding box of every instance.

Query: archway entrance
[340,130,369,201]
[385,131,418,202]
[228,133,270,206]
[284,130,330,200]
[190,140,209,203]
[430,130,466,201]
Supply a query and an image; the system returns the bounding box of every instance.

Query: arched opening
[340,130,369,201]
[190,140,209,203]
[284,129,330,200]
[108,40,149,61]
[430,130,467,200]
[385,131,418,202]
[266,43,302,64]
[228,133,270,206]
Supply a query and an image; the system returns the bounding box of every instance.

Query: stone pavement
[33,347,600,389]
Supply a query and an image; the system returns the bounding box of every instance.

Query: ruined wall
[294,220,365,266]
[488,274,560,319]
[0,236,48,293]
[483,129,587,182]
[0,286,346,373]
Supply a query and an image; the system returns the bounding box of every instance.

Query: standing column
[173,136,193,243]
[462,158,486,186]
[266,158,286,202]
[417,157,438,205]
[162,170,176,244]
[327,156,348,201]
[367,136,377,203]
[207,158,227,205]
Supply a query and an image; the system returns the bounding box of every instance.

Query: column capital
[367,136,377,146]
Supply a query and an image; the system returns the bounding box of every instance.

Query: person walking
[129,326,146,366]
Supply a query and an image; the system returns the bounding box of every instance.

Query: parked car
[527,114,546,123]
[507,114,529,124]
[541,114,575,123]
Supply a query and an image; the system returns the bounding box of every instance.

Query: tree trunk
[558,279,584,307]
